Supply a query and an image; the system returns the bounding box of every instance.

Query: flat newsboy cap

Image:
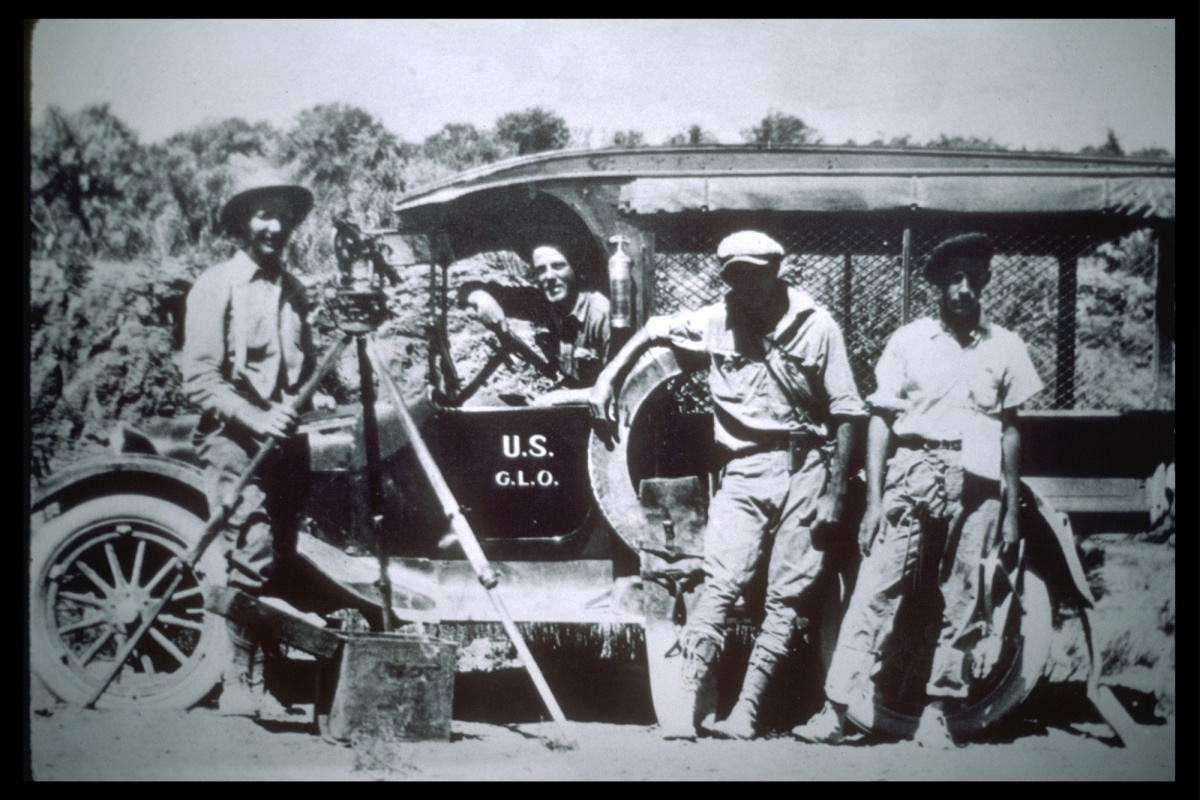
[717,230,785,269]
[219,160,314,234]
[925,233,994,283]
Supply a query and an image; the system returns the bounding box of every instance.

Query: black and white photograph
[26,19,1175,781]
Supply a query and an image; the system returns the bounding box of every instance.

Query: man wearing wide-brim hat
[590,231,867,739]
[181,162,317,717]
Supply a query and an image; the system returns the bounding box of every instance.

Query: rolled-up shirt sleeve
[181,272,256,424]
[819,315,868,418]
[644,308,712,352]
[1001,334,1044,410]
[643,314,673,341]
[865,330,910,415]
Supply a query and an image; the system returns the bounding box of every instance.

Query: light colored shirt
[182,250,314,424]
[646,284,867,454]
[868,315,1043,478]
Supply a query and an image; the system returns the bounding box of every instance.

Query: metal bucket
[317,632,456,742]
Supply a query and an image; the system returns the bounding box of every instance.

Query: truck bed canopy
[618,171,1173,217]
[395,146,1175,222]
[393,145,1175,419]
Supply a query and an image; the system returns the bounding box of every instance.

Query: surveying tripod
[326,234,579,747]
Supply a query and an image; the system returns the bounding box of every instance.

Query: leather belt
[728,430,825,459]
[728,440,790,458]
[897,436,962,452]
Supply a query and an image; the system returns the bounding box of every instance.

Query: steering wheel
[488,324,558,380]
[436,321,560,407]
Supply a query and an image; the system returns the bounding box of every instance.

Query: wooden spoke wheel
[30,496,229,709]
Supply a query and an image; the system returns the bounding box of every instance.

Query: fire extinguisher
[608,234,633,331]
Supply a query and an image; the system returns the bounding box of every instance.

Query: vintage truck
[30,145,1175,738]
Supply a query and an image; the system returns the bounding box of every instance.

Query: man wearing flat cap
[591,230,866,739]
[794,233,1043,746]
[182,163,318,716]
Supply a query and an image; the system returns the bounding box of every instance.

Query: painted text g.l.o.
[494,469,558,487]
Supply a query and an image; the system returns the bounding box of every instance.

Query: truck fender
[1020,479,1095,608]
[32,453,210,525]
[108,416,203,466]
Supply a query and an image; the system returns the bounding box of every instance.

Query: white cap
[716,231,784,269]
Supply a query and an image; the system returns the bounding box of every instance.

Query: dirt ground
[27,704,1175,782]
[27,535,1175,782]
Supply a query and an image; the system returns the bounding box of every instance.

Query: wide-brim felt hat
[219,162,314,234]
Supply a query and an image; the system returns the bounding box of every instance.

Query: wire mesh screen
[651,221,1165,412]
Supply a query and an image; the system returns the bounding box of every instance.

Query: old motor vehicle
[30,145,1175,738]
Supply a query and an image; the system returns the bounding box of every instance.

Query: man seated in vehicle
[457,244,611,405]
[181,164,321,718]
[793,233,1043,747]
[590,231,866,739]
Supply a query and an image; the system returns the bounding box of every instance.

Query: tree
[865,134,916,148]
[610,129,646,148]
[278,104,410,269]
[495,107,571,156]
[924,134,1008,152]
[742,112,821,148]
[422,122,505,171]
[664,124,718,146]
[167,116,278,164]
[1128,147,1174,161]
[279,103,406,193]
[150,118,281,260]
[30,105,157,260]
[1080,128,1125,157]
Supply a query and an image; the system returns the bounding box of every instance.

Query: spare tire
[842,569,1051,740]
[587,345,709,553]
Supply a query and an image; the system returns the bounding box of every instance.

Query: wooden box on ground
[208,587,456,742]
[316,632,456,742]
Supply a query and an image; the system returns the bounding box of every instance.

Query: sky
[28,19,1175,155]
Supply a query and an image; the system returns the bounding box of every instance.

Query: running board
[297,532,645,625]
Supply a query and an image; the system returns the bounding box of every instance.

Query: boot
[914,702,955,749]
[662,635,720,740]
[792,700,847,744]
[707,647,781,740]
[218,621,261,717]
[218,621,289,718]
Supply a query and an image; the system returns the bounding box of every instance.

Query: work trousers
[195,415,306,593]
[683,448,828,659]
[825,445,1001,705]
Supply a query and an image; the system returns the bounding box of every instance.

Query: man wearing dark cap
[182,163,318,716]
[590,231,866,739]
[458,244,612,402]
[794,233,1043,746]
